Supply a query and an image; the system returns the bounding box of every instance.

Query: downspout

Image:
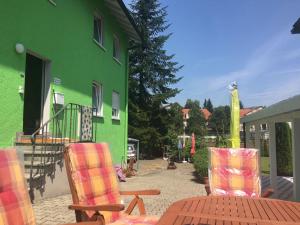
[124,42,142,163]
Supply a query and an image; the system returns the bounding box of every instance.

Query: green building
[0,0,141,161]
[0,0,141,199]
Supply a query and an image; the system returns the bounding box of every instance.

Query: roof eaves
[116,0,142,43]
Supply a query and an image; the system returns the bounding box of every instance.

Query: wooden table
[157,196,300,225]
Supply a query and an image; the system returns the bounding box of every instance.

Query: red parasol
[190,133,196,156]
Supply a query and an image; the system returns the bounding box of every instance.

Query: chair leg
[125,196,138,215]
[137,197,146,215]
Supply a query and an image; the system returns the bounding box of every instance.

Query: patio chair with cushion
[64,143,160,225]
[0,148,101,225]
[205,147,273,197]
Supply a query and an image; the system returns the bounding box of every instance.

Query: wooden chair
[205,147,273,197]
[0,148,100,225]
[64,143,160,225]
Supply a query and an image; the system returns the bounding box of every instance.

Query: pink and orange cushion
[66,143,158,225]
[0,149,36,225]
[209,147,261,197]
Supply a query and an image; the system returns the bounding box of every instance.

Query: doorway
[23,53,48,135]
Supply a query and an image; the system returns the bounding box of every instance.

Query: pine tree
[206,99,213,113]
[128,0,182,158]
[239,100,244,109]
[203,99,207,109]
[276,123,293,176]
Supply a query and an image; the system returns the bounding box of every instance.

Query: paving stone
[33,159,205,225]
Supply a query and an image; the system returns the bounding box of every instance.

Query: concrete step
[24,160,54,168]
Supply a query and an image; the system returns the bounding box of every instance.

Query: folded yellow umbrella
[230,85,240,148]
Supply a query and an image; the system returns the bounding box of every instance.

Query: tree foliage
[276,123,293,176]
[186,102,206,136]
[205,98,213,113]
[185,98,200,109]
[128,0,182,158]
[239,100,244,109]
[209,106,230,136]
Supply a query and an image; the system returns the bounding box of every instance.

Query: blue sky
[124,0,300,107]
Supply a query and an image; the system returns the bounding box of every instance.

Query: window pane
[93,18,100,41]
[113,36,120,60]
[112,92,120,118]
[93,16,103,44]
[92,83,103,116]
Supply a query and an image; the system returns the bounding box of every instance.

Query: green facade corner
[0,0,131,163]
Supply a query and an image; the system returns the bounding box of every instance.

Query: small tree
[206,98,213,113]
[276,123,293,176]
[210,106,230,136]
[186,103,206,136]
[239,100,244,109]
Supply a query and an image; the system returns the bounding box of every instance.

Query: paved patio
[32,159,295,224]
[33,159,206,225]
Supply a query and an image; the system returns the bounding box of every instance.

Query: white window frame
[113,35,121,62]
[93,13,104,47]
[112,91,120,120]
[92,82,103,117]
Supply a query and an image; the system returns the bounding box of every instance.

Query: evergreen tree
[206,98,213,113]
[203,99,207,108]
[128,0,182,158]
[239,100,244,109]
[276,123,293,176]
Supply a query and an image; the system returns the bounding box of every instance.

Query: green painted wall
[0,0,129,163]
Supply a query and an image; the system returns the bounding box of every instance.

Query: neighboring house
[0,0,141,199]
[240,107,268,140]
[182,108,212,128]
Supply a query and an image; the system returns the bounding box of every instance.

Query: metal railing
[28,103,96,202]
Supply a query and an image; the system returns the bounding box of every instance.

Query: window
[113,35,121,61]
[112,91,120,119]
[93,15,103,45]
[92,82,103,117]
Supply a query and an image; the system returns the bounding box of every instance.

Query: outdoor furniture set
[1,144,300,225]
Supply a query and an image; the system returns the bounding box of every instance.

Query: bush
[276,123,293,176]
[193,148,209,178]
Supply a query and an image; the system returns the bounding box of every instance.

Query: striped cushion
[67,143,121,223]
[209,148,261,197]
[0,149,36,225]
[108,215,159,225]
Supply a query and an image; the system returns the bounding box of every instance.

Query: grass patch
[261,157,270,175]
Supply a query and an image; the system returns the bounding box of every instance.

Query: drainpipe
[124,41,143,163]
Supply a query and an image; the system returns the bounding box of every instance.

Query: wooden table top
[157,196,300,225]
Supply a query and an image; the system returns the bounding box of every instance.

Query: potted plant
[193,148,209,184]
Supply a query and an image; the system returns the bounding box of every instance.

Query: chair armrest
[262,188,274,198]
[68,204,125,212]
[120,189,160,196]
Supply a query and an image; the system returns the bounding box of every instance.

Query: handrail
[30,103,74,142]
[28,102,95,202]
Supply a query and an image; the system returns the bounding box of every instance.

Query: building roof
[182,108,212,121]
[240,107,264,118]
[104,0,141,42]
[241,95,300,123]
[291,18,300,34]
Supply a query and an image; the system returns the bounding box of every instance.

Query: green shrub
[276,123,293,176]
[193,148,209,178]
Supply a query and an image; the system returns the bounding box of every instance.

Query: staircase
[15,103,96,202]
